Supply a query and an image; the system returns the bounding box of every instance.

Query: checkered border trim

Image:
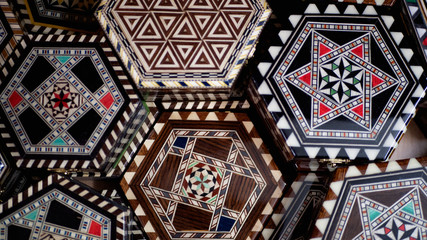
[251,0,427,160]
[120,111,286,239]
[310,157,427,239]
[0,34,150,174]
[0,174,130,240]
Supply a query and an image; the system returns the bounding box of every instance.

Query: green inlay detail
[345,65,352,72]
[323,76,329,82]
[332,63,338,70]
[189,161,198,168]
[56,56,71,64]
[402,201,415,215]
[181,187,188,197]
[207,195,217,203]
[344,90,351,97]
[368,207,381,221]
[217,168,223,177]
[353,78,360,84]
[202,175,208,182]
[330,89,337,95]
[406,0,417,2]
[24,209,39,221]
[52,137,67,146]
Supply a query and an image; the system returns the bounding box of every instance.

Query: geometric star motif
[137,124,267,238]
[0,47,126,156]
[357,189,427,240]
[275,20,410,140]
[183,161,222,202]
[319,56,364,104]
[374,217,419,240]
[327,171,427,240]
[283,31,397,130]
[39,79,83,123]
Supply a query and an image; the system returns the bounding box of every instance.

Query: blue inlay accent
[56,56,71,64]
[217,216,235,232]
[52,137,67,146]
[173,137,188,149]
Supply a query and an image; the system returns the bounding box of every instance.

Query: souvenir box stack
[0,0,426,239]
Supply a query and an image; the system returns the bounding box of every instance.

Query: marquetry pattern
[161,99,250,111]
[0,174,129,240]
[96,0,271,88]
[251,0,427,160]
[121,111,286,239]
[405,0,427,60]
[97,186,148,240]
[258,172,330,240]
[311,157,427,239]
[0,34,149,174]
[6,0,100,34]
[0,0,24,80]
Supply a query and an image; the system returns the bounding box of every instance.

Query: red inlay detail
[423,37,427,46]
[319,103,332,116]
[100,92,114,109]
[319,43,332,56]
[9,91,23,108]
[385,227,391,234]
[372,74,385,88]
[351,104,364,118]
[88,220,102,236]
[299,72,311,86]
[398,224,405,231]
[410,237,417,240]
[351,45,363,58]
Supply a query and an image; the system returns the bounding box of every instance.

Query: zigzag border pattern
[251,1,427,161]
[0,174,130,240]
[120,111,286,239]
[0,33,150,174]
